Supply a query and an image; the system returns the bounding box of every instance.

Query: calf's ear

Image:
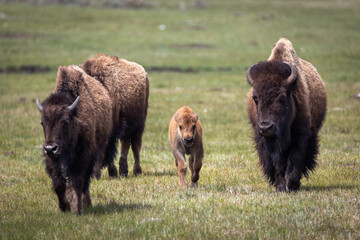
[174,113,180,124]
[246,64,257,86]
[192,113,198,122]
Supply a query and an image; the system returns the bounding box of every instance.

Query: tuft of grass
[1,0,360,239]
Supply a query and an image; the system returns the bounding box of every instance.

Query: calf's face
[175,113,198,146]
[37,95,79,158]
[247,61,297,138]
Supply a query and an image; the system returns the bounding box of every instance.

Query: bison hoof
[133,167,142,176]
[287,181,301,192]
[275,184,287,192]
[191,182,198,188]
[119,171,128,177]
[108,164,118,178]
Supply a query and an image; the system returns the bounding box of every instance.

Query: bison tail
[103,132,118,167]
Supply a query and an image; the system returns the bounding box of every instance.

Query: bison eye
[278,93,287,103]
[62,120,70,126]
[252,95,258,104]
[179,126,183,130]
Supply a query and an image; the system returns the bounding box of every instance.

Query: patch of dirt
[1,65,51,74]
[3,151,16,157]
[171,43,214,49]
[147,66,197,73]
[146,66,233,73]
[0,33,34,39]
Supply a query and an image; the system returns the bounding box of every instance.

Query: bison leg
[66,178,84,215]
[172,149,188,188]
[108,163,118,178]
[274,163,287,192]
[287,133,318,192]
[93,153,103,180]
[82,175,92,208]
[189,153,202,187]
[119,138,131,177]
[131,130,143,176]
[82,188,92,208]
[103,133,119,178]
[53,177,69,212]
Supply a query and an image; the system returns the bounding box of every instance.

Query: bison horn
[68,96,80,111]
[36,98,43,112]
[283,61,298,85]
[246,64,257,86]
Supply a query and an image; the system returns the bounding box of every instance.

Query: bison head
[175,110,198,146]
[246,61,297,139]
[36,94,79,159]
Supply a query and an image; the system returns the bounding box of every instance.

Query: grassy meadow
[0,0,359,239]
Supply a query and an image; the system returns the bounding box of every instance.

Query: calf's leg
[172,149,187,188]
[189,153,202,187]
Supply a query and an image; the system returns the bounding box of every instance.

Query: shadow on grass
[302,184,359,192]
[85,201,151,215]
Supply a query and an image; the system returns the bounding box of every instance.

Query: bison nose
[258,122,276,137]
[184,137,193,143]
[44,144,58,155]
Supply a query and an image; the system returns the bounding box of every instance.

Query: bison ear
[283,61,298,86]
[58,67,68,82]
[246,64,257,86]
[82,60,92,76]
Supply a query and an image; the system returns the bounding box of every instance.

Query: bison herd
[36,38,327,214]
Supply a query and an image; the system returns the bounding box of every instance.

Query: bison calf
[246,38,327,192]
[169,106,204,188]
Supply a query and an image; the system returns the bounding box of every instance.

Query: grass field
[0,0,359,239]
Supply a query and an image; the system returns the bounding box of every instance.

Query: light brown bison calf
[169,106,204,188]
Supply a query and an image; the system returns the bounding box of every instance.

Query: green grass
[1,0,360,239]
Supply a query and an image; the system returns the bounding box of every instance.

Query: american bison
[169,106,203,188]
[82,54,149,177]
[246,38,327,192]
[36,65,112,214]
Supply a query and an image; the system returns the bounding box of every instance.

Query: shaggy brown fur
[169,106,203,188]
[82,54,149,177]
[246,38,327,192]
[37,65,112,214]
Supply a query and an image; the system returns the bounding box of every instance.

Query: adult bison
[246,38,327,192]
[36,65,112,214]
[82,54,149,177]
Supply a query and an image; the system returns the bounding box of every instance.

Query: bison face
[175,112,198,146]
[37,94,79,159]
[247,61,297,139]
